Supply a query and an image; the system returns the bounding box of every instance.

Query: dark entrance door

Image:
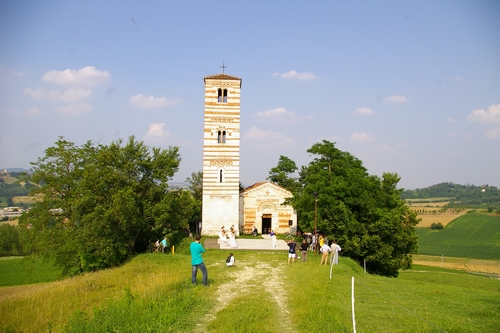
[262,214,272,234]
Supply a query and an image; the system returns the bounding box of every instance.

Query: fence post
[352,276,356,333]
[441,254,444,268]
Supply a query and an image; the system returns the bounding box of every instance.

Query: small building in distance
[240,181,297,235]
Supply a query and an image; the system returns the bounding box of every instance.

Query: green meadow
[0,257,63,287]
[1,250,499,333]
[416,212,500,259]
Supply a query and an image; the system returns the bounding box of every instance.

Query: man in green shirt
[190,234,208,285]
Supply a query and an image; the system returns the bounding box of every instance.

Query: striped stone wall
[201,74,242,236]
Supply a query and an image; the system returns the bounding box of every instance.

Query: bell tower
[202,73,242,236]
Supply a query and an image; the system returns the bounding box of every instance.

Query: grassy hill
[402,182,500,208]
[416,212,500,259]
[1,250,499,332]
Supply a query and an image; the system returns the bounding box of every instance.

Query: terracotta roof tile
[204,73,242,81]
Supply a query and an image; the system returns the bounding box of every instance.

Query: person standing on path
[287,238,297,265]
[319,241,331,265]
[300,238,309,262]
[270,230,277,248]
[190,234,208,285]
[331,240,342,265]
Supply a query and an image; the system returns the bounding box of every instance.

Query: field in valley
[416,212,500,260]
[408,200,470,227]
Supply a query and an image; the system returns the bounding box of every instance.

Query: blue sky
[1,1,499,189]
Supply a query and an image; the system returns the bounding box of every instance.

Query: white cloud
[454,77,467,82]
[446,118,457,123]
[353,107,375,115]
[384,95,409,103]
[42,66,109,87]
[24,88,92,102]
[350,132,375,143]
[243,127,295,148]
[254,107,300,123]
[52,103,92,115]
[26,107,43,116]
[379,143,397,154]
[466,104,500,124]
[129,94,181,108]
[276,70,315,80]
[144,123,172,141]
[485,127,500,139]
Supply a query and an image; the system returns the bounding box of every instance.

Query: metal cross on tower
[220,60,227,74]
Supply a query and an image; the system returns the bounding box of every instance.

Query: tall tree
[273,140,419,277]
[20,136,192,273]
[267,155,301,193]
[185,171,203,232]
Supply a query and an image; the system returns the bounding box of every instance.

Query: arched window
[217,130,226,144]
[217,88,228,103]
[219,169,223,182]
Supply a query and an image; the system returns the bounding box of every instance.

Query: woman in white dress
[229,230,238,248]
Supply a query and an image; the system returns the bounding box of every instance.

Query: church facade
[240,182,297,235]
[201,72,297,236]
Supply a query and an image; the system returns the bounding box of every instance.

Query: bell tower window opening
[217,130,226,143]
[217,88,228,103]
[219,169,223,182]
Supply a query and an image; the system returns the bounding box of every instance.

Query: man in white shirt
[319,242,331,265]
[331,240,341,265]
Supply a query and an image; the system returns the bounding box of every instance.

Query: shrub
[430,223,443,230]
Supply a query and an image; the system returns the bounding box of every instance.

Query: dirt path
[194,261,294,333]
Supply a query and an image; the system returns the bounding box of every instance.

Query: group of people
[154,237,168,253]
[286,236,341,266]
[190,232,342,286]
[219,225,238,248]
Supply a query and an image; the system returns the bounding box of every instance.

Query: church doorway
[262,214,272,234]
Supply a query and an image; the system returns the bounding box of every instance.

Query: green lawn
[0,257,63,286]
[1,251,499,333]
[416,212,500,259]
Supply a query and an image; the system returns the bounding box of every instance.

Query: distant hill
[1,168,30,173]
[402,182,500,208]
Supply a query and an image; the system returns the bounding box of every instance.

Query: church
[201,73,297,236]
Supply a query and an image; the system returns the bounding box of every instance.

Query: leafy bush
[430,222,443,230]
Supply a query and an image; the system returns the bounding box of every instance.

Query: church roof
[241,181,291,194]
[204,73,242,82]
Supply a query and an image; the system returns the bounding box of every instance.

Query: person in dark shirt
[300,238,309,262]
[287,239,297,265]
